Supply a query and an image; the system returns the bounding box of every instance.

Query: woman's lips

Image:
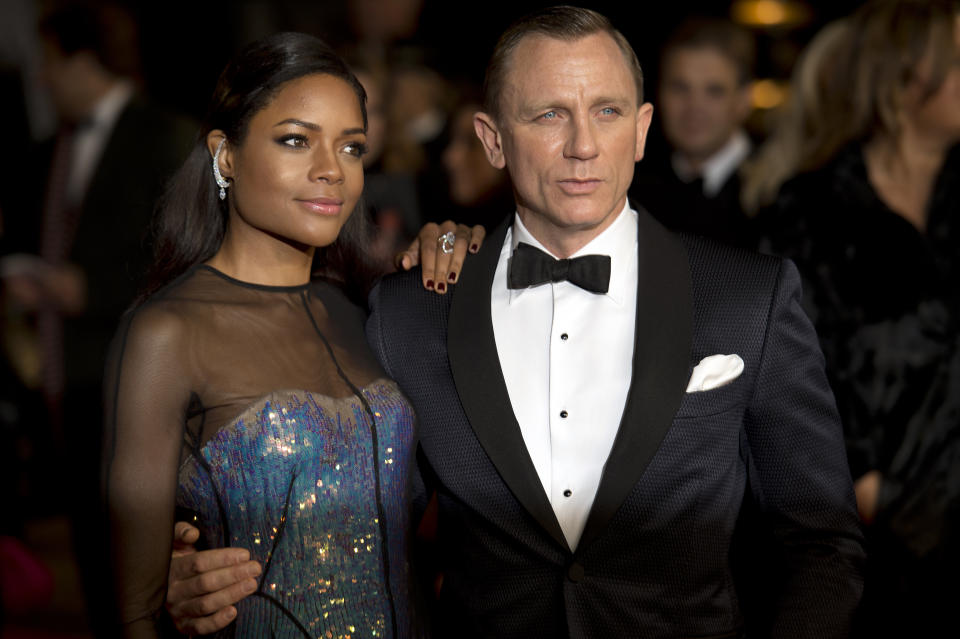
[297,198,343,215]
[558,179,602,195]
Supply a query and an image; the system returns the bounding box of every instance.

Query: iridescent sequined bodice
[178,383,414,638]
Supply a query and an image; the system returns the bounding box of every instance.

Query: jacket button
[567,561,585,582]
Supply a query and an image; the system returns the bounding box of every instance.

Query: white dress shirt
[672,129,751,198]
[491,202,638,549]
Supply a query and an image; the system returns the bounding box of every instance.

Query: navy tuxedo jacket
[367,210,864,638]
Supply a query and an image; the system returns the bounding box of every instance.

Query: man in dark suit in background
[4,3,193,433]
[166,7,863,638]
[630,18,755,247]
[0,3,193,634]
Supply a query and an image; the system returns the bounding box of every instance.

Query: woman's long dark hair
[143,32,376,302]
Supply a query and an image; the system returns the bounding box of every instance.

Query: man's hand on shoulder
[166,521,262,635]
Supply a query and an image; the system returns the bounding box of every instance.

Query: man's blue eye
[541,111,557,120]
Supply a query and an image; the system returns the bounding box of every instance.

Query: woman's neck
[863,127,948,232]
[207,224,314,287]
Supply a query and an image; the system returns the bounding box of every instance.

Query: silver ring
[439,231,456,255]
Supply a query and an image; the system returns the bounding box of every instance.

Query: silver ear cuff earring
[213,139,230,200]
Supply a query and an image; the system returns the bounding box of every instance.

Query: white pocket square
[686,354,744,392]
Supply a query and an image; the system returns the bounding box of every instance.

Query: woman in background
[739,18,850,216]
[440,94,512,231]
[758,1,960,634]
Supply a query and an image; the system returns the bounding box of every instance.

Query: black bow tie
[508,242,611,294]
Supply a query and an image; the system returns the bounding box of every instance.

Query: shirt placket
[548,282,581,530]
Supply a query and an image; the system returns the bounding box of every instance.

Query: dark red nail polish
[426,279,434,289]
[448,272,457,283]
[470,244,479,252]
[437,282,446,292]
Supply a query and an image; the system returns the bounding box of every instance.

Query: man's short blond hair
[482,5,644,120]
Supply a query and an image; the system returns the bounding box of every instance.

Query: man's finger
[169,547,252,581]
[173,604,239,636]
[169,559,261,602]
[169,569,259,616]
[173,521,200,549]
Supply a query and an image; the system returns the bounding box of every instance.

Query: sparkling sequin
[178,381,414,638]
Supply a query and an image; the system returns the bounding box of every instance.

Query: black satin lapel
[577,208,694,551]
[448,220,569,551]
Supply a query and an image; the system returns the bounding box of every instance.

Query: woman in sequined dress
[103,33,423,638]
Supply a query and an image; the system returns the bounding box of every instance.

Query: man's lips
[557,178,602,195]
[296,198,343,215]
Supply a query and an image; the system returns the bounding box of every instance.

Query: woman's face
[907,16,960,142]
[442,105,506,206]
[219,73,367,249]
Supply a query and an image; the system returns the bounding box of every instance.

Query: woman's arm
[102,307,192,638]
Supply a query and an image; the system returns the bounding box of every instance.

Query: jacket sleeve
[743,258,866,638]
[366,279,431,523]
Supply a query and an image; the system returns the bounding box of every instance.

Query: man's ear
[474,111,506,169]
[205,130,234,179]
[634,102,654,162]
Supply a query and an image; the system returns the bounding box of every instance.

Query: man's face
[40,40,90,122]
[474,32,652,256]
[659,47,751,164]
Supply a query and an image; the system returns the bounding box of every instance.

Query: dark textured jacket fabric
[630,159,752,250]
[367,210,864,638]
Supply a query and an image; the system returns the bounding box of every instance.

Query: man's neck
[68,73,123,125]
[672,130,750,197]
[515,200,627,259]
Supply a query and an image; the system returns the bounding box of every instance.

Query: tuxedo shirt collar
[672,129,751,197]
[85,80,134,132]
[505,200,637,307]
[65,81,134,207]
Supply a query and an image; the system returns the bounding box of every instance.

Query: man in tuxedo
[165,7,863,637]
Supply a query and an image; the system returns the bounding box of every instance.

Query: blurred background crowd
[0,0,957,637]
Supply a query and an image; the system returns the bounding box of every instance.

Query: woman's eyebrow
[274,119,365,135]
[274,118,320,130]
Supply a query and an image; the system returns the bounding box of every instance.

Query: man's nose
[564,114,599,160]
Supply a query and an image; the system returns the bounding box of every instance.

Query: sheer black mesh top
[103,264,416,638]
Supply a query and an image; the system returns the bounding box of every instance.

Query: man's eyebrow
[273,119,366,135]
[520,95,632,112]
[592,95,632,106]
